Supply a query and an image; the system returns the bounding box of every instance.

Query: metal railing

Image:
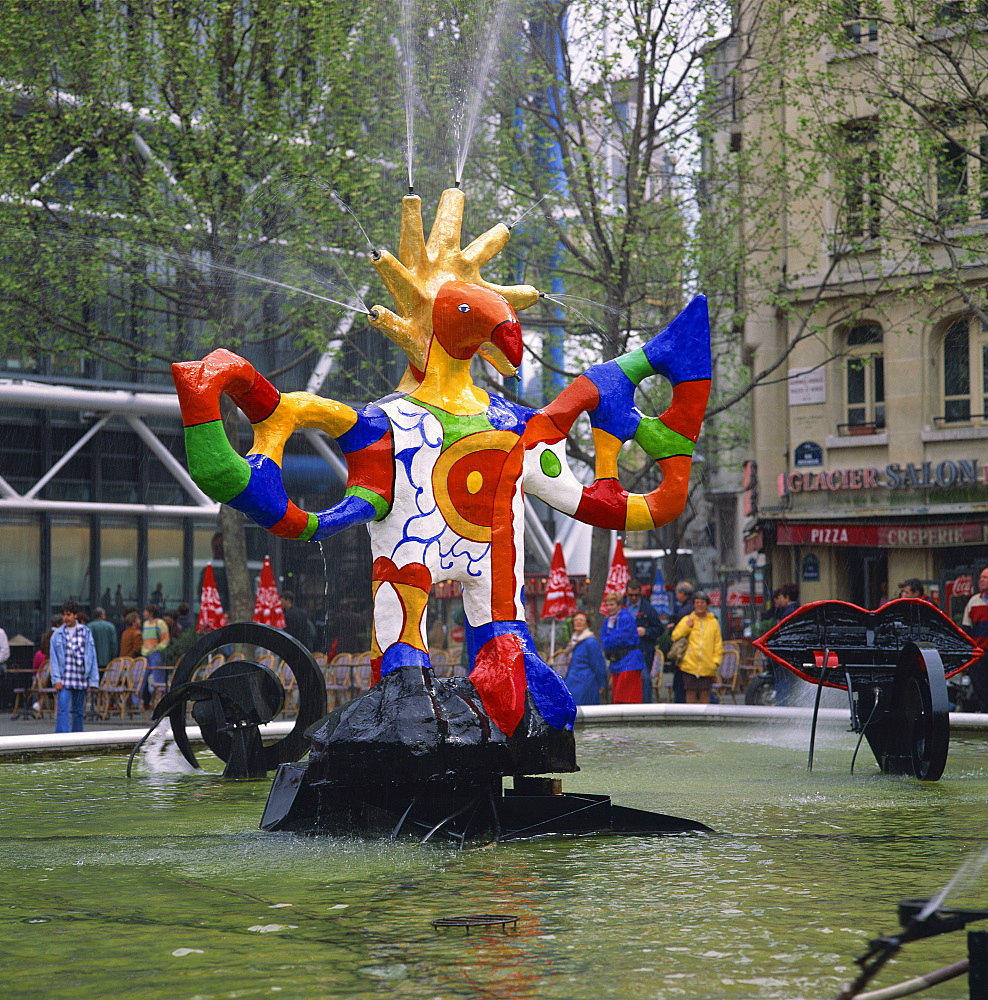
[933,413,988,428]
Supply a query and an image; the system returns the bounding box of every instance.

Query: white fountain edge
[1,705,987,754]
[578,704,988,731]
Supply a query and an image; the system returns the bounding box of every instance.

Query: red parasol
[542,542,578,660]
[541,543,577,620]
[599,537,630,613]
[252,555,286,628]
[197,562,228,632]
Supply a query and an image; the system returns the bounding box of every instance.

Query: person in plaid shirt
[49,600,99,733]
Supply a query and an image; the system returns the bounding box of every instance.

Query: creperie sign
[777,522,988,547]
[778,458,988,496]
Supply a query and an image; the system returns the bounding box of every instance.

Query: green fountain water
[3,722,985,999]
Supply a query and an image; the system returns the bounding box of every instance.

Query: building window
[194,524,226,615]
[941,317,988,423]
[842,2,878,42]
[843,124,880,239]
[0,515,41,641]
[933,130,988,226]
[100,518,138,625]
[713,495,737,567]
[843,322,885,432]
[50,516,90,609]
[148,520,184,608]
[933,1,988,23]
[937,138,969,224]
[936,0,966,21]
[981,135,988,219]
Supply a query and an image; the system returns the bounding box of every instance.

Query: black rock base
[260,767,714,841]
[305,663,577,787]
[264,664,713,842]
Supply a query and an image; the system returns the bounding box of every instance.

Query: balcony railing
[933,413,988,428]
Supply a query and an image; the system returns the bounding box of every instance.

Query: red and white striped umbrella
[252,555,286,628]
[599,537,630,613]
[196,562,228,632]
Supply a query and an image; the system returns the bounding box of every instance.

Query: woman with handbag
[670,591,723,704]
[601,592,645,704]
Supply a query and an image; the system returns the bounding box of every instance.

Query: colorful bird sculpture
[172,188,711,740]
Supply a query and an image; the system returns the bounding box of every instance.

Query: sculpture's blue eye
[458,303,470,313]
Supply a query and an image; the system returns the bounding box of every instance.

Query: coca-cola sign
[707,590,764,607]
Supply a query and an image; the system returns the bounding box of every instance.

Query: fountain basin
[2,716,986,998]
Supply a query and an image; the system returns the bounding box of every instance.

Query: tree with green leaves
[0,0,408,618]
[486,0,988,603]
[472,0,746,604]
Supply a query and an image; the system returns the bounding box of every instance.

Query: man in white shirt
[49,601,99,733]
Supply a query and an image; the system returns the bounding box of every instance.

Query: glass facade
[0,511,226,645]
[193,523,225,614]
[0,402,371,647]
[147,520,184,609]
[50,516,91,607]
[99,518,138,625]
[0,515,40,641]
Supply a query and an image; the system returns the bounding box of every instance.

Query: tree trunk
[587,525,612,622]
[219,394,253,622]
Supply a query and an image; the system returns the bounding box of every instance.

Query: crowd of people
[12,589,350,733]
[25,600,196,732]
[6,563,988,733]
[551,568,988,713]
[556,579,725,708]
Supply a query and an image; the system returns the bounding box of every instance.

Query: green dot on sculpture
[540,449,562,478]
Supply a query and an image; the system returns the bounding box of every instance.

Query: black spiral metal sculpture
[128,622,326,779]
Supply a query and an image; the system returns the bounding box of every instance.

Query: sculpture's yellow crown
[368,188,538,384]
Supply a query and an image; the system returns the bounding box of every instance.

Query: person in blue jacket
[49,600,100,733]
[601,592,646,703]
[563,610,608,705]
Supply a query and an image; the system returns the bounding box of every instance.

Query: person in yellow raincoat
[670,591,723,704]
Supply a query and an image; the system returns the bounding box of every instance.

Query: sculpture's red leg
[470,632,528,737]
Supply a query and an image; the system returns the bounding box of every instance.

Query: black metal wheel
[166,622,327,772]
[744,675,776,707]
[891,642,949,781]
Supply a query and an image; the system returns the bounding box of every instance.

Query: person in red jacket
[962,567,988,711]
[601,592,645,704]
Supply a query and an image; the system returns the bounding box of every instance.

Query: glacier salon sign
[778,458,985,497]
